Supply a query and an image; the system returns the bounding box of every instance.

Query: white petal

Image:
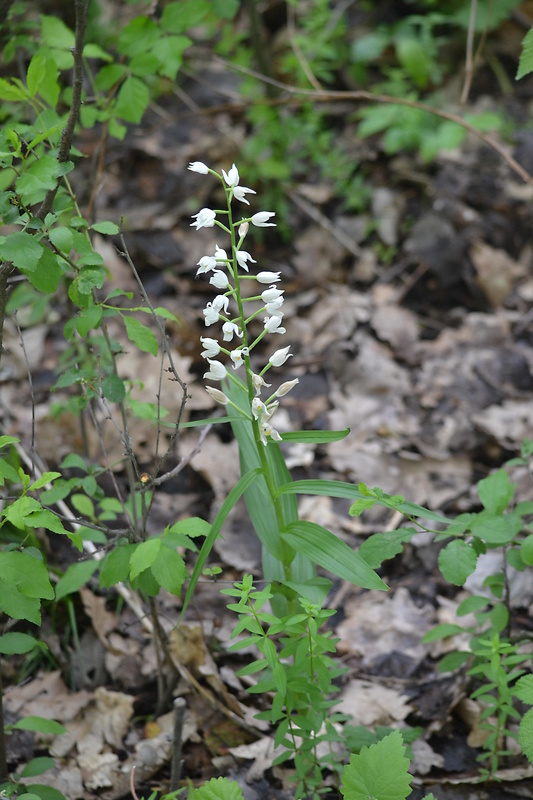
[188,161,209,174]
[251,211,276,227]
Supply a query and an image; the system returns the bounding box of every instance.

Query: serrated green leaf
[341,729,412,800]
[358,528,416,568]
[0,632,39,655]
[470,511,521,545]
[76,305,103,337]
[514,674,533,705]
[519,707,533,761]
[165,517,211,539]
[55,560,99,601]
[189,777,244,800]
[124,315,158,356]
[438,539,477,585]
[281,521,387,591]
[517,28,533,79]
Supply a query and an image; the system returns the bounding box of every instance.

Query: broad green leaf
[115,76,150,124]
[29,473,61,492]
[0,551,54,600]
[160,2,209,32]
[76,305,103,337]
[165,517,211,539]
[27,786,71,800]
[11,716,66,734]
[29,248,63,294]
[118,16,159,56]
[438,539,477,585]
[91,221,119,235]
[470,511,521,545]
[0,434,19,447]
[0,632,39,655]
[26,51,60,107]
[341,729,412,800]
[41,15,74,49]
[76,265,105,292]
[478,469,513,514]
[21,756,57,777]
[130,538,161,580]
[124,315,158,356]
[521,535,533,566]
[0,577,41,624]
[83,43,113,62]
[280,428,350,444]
[518,28,533,79]
[100,544,136,588]
[55,560,99,601]
[152,35,191,80]
[0,458,23,484]
[358,528,417,569]
[25,509,70,536]
[2,495,42,528]
[101,374,126,402]
[180,468,263,621]
[150,545,185,596]
[281,521,387,591]
[396,36,431,88]
[0,231,43,271]
[421,624,465,643]
[0,77,28,100]
[94,63,127,92]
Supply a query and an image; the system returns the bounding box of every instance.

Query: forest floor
[3,6,533,800]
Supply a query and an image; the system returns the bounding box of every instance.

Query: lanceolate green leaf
[281,521,387,591]
[179,468,263,622]
[280,428,350,444]
[277,479,450,523]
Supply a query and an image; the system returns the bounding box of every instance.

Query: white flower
[222,321,243,341]
[196,256,217,275]
[238,222,249,238]
[222,163,239,186]
[188,161,209,174]
[265,298,284,316]
[203,303,220,325]
[233,186,256,205]
[252,397,268,419]
[256,271,281,284]
[269,346,292,367]
[191,208,216,229]
[260,420,282,445]
[205,386,229,405]
[251,373,271,395]
[276,378,299,397]
[230,348,249,369]
[236,250,256,272]
[261,285,284,304]
[209,270,229,289]
[251,211,276,227]
[212,295,229,314]
[264,316,286,334]
[203,359,227,381]
[214,245,228,264]
[200,337,220,358]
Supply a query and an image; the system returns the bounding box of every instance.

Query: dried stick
[461,0,478,106]
[169,697,187,791]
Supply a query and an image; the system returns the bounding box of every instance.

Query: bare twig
[461,0,478,106]
[286,2,323,92]
[152,422,212,486]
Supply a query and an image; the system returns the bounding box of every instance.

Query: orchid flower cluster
[188,161,298,445]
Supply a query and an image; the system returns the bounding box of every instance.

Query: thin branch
[286,2,323,92]
[37,0,90,220]
[206,56,533,188]
[152,422,212,486]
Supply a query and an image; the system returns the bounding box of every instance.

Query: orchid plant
[182,162,387,618]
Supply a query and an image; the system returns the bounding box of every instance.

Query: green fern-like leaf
[188,777,244,800]
[517,28,533,80]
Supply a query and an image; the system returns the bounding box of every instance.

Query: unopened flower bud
[276,378,299,397]
[188,161,209,174]
[238,222,249,238]
[205,386,229,405]
[269,346,292,367]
